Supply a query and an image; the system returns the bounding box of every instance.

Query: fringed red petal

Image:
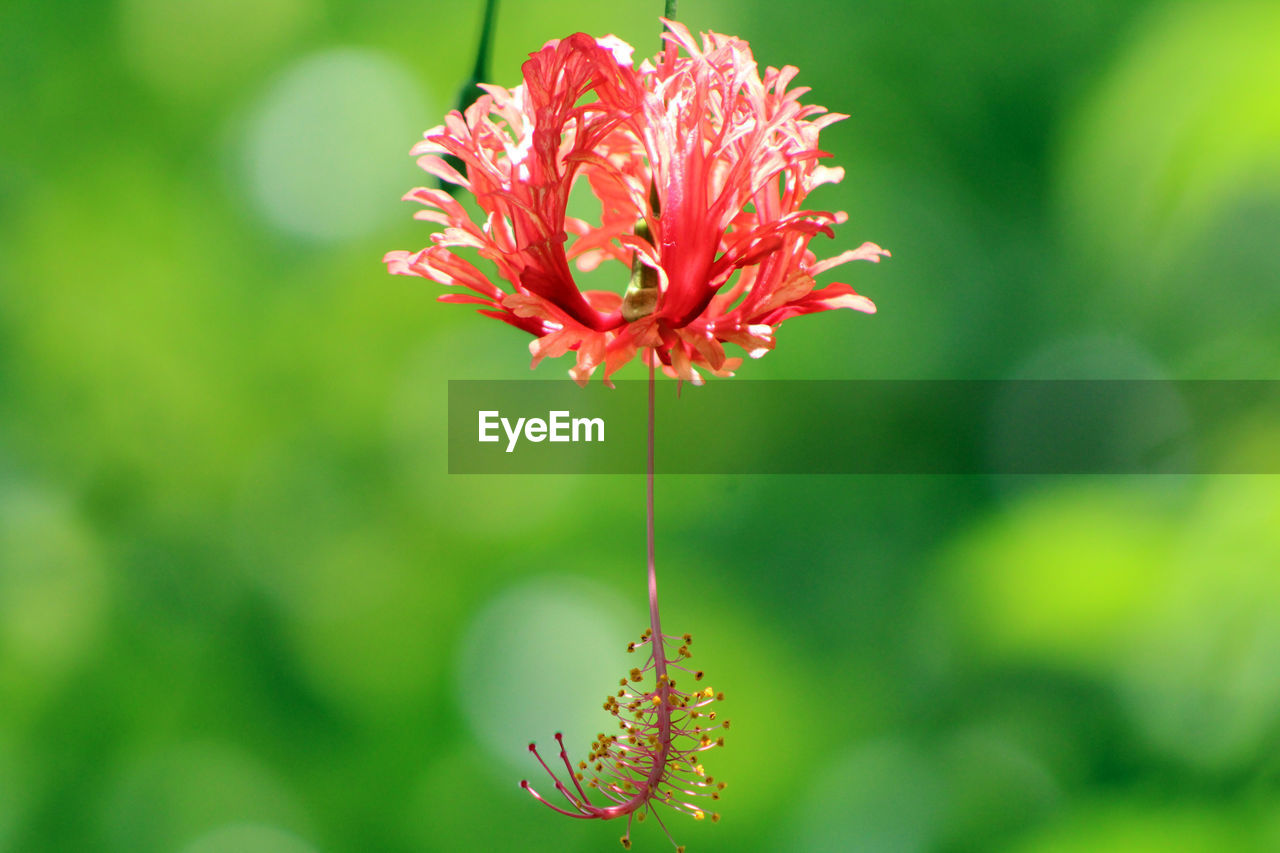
[387,21,885,380]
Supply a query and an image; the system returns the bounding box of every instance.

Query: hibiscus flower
[385,20,887,385]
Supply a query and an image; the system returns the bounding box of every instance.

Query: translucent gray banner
[447,380,1280,474]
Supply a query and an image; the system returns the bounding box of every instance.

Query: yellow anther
[637,811,646,822]
[693,810,706,821]
[620,837,631,849]
[708,712,717,721]
[627,642,636,653]
[703,687,714,698]
[683,633,692,643]
[717,737,725,747]
[694,763,705,776]
[722,719,731,729]
[711,812,721,823]
[694,670,704,681]
[651,695,662,706]
[716,692,725,701]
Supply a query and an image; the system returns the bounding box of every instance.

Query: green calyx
[622,219,660,322]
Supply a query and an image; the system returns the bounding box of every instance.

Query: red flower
[385,20,888,383]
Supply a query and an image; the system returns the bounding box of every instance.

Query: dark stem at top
[472,0,499,82]
[664,0,678,20]
[440,0,500,194]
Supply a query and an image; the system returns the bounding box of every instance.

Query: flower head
[386,20,888,384]
[522,629,727,850]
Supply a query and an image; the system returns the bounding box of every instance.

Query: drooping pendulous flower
[389,17,886,849]
[385,20,888,384]
[522,628,727,851]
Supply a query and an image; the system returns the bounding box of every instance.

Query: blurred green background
[3,0,1280,851]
